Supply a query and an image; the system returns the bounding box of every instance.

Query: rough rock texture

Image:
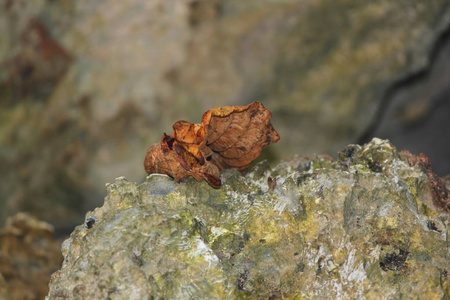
[47,139,450,299]
[1,0,450,230]
[0,213,63,300]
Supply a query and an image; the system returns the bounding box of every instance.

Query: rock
[0,213,63,300]
[47,139,450,299]
[1,0,450,231]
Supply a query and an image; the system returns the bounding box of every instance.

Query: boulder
[47,139,450,299]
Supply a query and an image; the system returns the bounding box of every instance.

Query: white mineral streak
[210,226,229,239]
[190,237,219,268]
[340,249,366,283]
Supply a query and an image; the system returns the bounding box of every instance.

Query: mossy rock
[47,139,450,299]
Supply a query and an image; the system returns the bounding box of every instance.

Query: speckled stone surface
[47,139,450,299]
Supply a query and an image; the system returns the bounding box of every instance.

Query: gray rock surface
[47,139,450,299]
[1,0,450,230]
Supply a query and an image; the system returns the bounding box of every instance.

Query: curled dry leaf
[144,101,280,188]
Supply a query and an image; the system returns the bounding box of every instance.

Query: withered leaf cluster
[144,101,280,188]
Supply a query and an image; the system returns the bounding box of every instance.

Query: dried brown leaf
[144,101,280,188]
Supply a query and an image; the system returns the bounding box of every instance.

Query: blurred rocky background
[0,0,450,297]
[0,213,62,299]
